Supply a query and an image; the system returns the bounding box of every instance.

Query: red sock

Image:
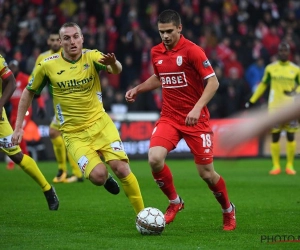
[152,163,177,200]
[209,176,230,210]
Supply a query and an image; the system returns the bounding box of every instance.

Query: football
[135,207,166,235]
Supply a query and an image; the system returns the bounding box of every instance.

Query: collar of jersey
[61,51,82,64]
[161,34,185,53]
[278,60,290,66]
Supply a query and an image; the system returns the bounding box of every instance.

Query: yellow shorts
[271,119,299,133]
[0,108,21,156]
[62,113,128,178]
[49,116,60,130]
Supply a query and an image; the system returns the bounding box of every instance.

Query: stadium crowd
[1,0,300,119]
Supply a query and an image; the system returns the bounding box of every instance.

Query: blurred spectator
[245,57,265,93]
[223,52,244,79]
[262,25,281,56]
[59,0,78,19]
[222,68,249,117]
[1,0,300,116]
[120,54,139,91]
[215,37,233,64]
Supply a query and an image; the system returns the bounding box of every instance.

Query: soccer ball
[135,207,166,235]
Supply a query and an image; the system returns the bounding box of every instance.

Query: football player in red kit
[125,9,236,231]
[6,60,45,169]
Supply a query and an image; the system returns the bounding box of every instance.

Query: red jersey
[10,72,31,121]
[151,35,215,124]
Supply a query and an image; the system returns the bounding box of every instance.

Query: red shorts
[149,117,214,164]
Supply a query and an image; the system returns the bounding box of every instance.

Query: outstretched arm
[12,88,35,145]
[99,53,122,74]
[125,74,161,103]
[219,97,300,151]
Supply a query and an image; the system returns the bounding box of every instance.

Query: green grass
[1,158,299,250]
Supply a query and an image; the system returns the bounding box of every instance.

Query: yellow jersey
[35,48,63,68]
[261,60,300,110]
[27,49,107,133]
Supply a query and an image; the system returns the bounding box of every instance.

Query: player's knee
[148,155,164,171]
[108,160,130,178]
[89,165,108,186]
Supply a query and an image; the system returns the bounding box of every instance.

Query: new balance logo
[57,70,65,75]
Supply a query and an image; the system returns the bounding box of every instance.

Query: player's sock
[286,141,296,169]
[120,172,144,214]
[19,154,51,192]
[51,136,67,172]
[270,142,280,169]
[152,163,178,200]
[208,176,231,210]
[67,151,83,178]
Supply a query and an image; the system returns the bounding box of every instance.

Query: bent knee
[89,165,108,186]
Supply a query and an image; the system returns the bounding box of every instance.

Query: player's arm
[12,64,45,145]
[0,74,17,120]
[220,96,300,151]
[186,75,219,126]
[98,53,122,74]
[12,88,35,144]
[125,74,161,103]
[246,69,269,107]
[283,70,300,96]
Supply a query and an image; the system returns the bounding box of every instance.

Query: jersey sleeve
[0,55,12,80]
[187,45,215,80]
[27,62,49,95]
[261,65,271,85]
[90,49,108,72]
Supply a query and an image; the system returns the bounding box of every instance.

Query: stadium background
[1,0,300,160]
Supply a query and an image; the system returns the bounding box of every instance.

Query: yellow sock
[19,154,51,192]
[51,136,67,171]
[286,141,296,169]
[67,151,83,178]
[270,142,280,169]
[120,172,144,214]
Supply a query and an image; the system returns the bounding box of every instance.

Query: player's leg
[108,160,144,214]
[9,152,59,210]
[97,114,144,214]
[286,131,296,175]
[63,151,84,183]
[149,121,183,224]
[186,121,235,230]
[0,118,59,210]
[270,131,281,175]
[196,162,235,230]
[49,118,67,182]
[62,119,121,195]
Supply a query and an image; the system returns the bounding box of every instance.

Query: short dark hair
[278,41,290,50]
[59,22,82,37]
[157,9,181,27]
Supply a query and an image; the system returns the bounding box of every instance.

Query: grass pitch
[1,158,299,250]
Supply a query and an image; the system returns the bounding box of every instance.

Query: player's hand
[37,107,46,119]
[125,88,138,103]
[12,128,24,145]
[283,90,297,96]
[98,53,117,66]
[185,108,201,126]
[245,101,254,109]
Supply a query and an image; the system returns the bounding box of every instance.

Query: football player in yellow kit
[13,22,144,215]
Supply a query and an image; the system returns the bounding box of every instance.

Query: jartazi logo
[57,70,65,75]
